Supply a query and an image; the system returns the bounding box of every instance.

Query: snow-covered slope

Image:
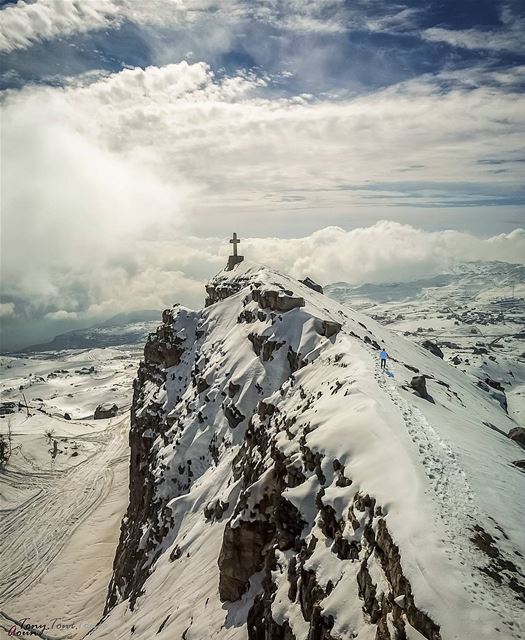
[19,311,160,353]
[325,262,525,428]
[93,261,525,640]
[0,346,139,638]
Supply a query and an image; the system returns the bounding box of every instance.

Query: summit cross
[229,232,241,257]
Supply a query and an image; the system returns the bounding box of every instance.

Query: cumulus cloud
[1,60,524,349]
[243,223,525,285]
[0,0,353,53]
[0,0,121,52]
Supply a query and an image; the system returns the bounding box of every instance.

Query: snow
[0,346,137,638]
[2,260,524,640]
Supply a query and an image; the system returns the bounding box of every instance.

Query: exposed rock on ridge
[98,261,525,640]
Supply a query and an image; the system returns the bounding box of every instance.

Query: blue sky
[0,0,524,349]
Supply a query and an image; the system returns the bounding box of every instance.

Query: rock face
[105,306,198,612]
[300,277,324,294]
[252,288,305,312]
[422,340,444,359]
[508,427,525,449]
[98,262,525,640]
[93,403,118,419]
[410,376,434,403]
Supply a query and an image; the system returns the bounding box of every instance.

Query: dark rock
[258,400,276,419]
[300,277,324,294]
[196,377,210,394]
[422,340,444,359]
[484,378,505,392]
[316,319,342,339]
[508,427,525,449]
[363,335,381,350]
[252,289,305,313]
[248,333,285,361]
[228,382,241,398]
[410,376,434,403]
[224,403,245,428]
[473,346,489,355]
[64,412,72,420]
[94,403,118,419]
[219,519,274,601]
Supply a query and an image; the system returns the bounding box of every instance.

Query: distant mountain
[326,261,524,308]
[325,260,525,426]
[22,310,162,353]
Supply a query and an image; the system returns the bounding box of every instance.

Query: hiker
[380,348,388,369]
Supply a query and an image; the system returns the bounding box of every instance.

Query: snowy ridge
[94,261,525,640]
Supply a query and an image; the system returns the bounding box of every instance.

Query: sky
[1,0,524,350]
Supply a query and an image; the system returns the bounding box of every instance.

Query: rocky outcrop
[144,324,184,368]
[100,263,520,640]
[94,403,118,419]
[300,277,324,294]
[508,427,525,449]
[422,340,444,359]
[410,376,434,403]
[104,308,197,613]
[252,288,305,312]
[315,319,342,338]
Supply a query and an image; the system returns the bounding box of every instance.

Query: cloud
[242,223,525,285]
[422,8,525,53]
[0,302,16,317]
[0,0,121,52]
[1,60,524,349]
[0,0,353,53]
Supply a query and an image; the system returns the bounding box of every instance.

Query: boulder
[64,413,72,421]
[252,289,305,313]
[410,376,434,403]
[508,427,525,449]
[316,319,342,338]
[94,403,118,420]
[422,340,444,359]
[224,403,245,429]
[300,277,324,294]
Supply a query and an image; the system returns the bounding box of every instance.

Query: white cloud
[423,9,525,53]
[242,223,525,285]
[0,0,122,52]
[0,302,16,317]
[0,0,352,53]
[44,309,78,320]
[1,61,524,345]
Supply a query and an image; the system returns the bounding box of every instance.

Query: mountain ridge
[94,261,525,640]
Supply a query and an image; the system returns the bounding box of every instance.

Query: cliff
[95,261,525,640]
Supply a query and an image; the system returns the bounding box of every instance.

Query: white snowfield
[326,262,525,428]
[0,348,138,639]
[89,261,525,640]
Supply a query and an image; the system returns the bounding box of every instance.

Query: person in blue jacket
[380,348,388,369]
